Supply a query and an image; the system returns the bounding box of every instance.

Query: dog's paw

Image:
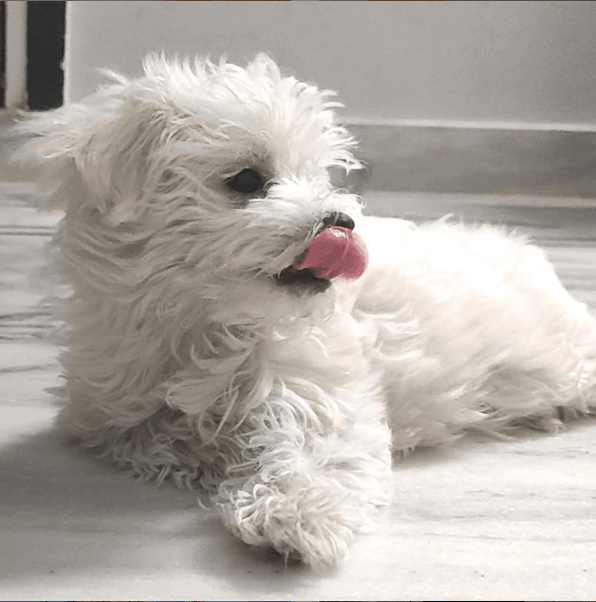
[216,481,373,569]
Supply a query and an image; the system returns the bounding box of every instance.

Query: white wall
[65,1,596,127]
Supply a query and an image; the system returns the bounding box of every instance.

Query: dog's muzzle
[276,212,366,293]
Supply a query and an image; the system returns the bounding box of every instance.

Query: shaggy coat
[20,54,596,568]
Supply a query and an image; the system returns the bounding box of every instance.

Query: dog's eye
[225,168,264,194]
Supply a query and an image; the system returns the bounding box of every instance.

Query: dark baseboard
[348,123,596,199]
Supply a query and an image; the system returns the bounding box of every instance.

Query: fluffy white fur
[20,54,596,568]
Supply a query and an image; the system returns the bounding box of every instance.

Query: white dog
[21,54,596,568]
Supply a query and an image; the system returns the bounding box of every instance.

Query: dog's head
[22,54,366,320]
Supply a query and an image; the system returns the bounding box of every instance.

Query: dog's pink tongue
[293,227,367,280]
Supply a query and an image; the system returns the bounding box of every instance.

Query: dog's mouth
[274,226,368,293]
[275,263,332,293]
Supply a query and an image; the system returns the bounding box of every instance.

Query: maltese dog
[20,54,596,568]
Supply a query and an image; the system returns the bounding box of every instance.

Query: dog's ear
[17,96,174,222]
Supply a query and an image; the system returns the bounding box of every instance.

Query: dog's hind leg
[469,243,596,433]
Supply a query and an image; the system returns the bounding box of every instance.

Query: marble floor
[1,182,595,601]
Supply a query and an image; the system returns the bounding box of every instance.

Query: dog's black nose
[322,212,355,231]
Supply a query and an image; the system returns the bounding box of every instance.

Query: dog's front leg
[214,382,391,568]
